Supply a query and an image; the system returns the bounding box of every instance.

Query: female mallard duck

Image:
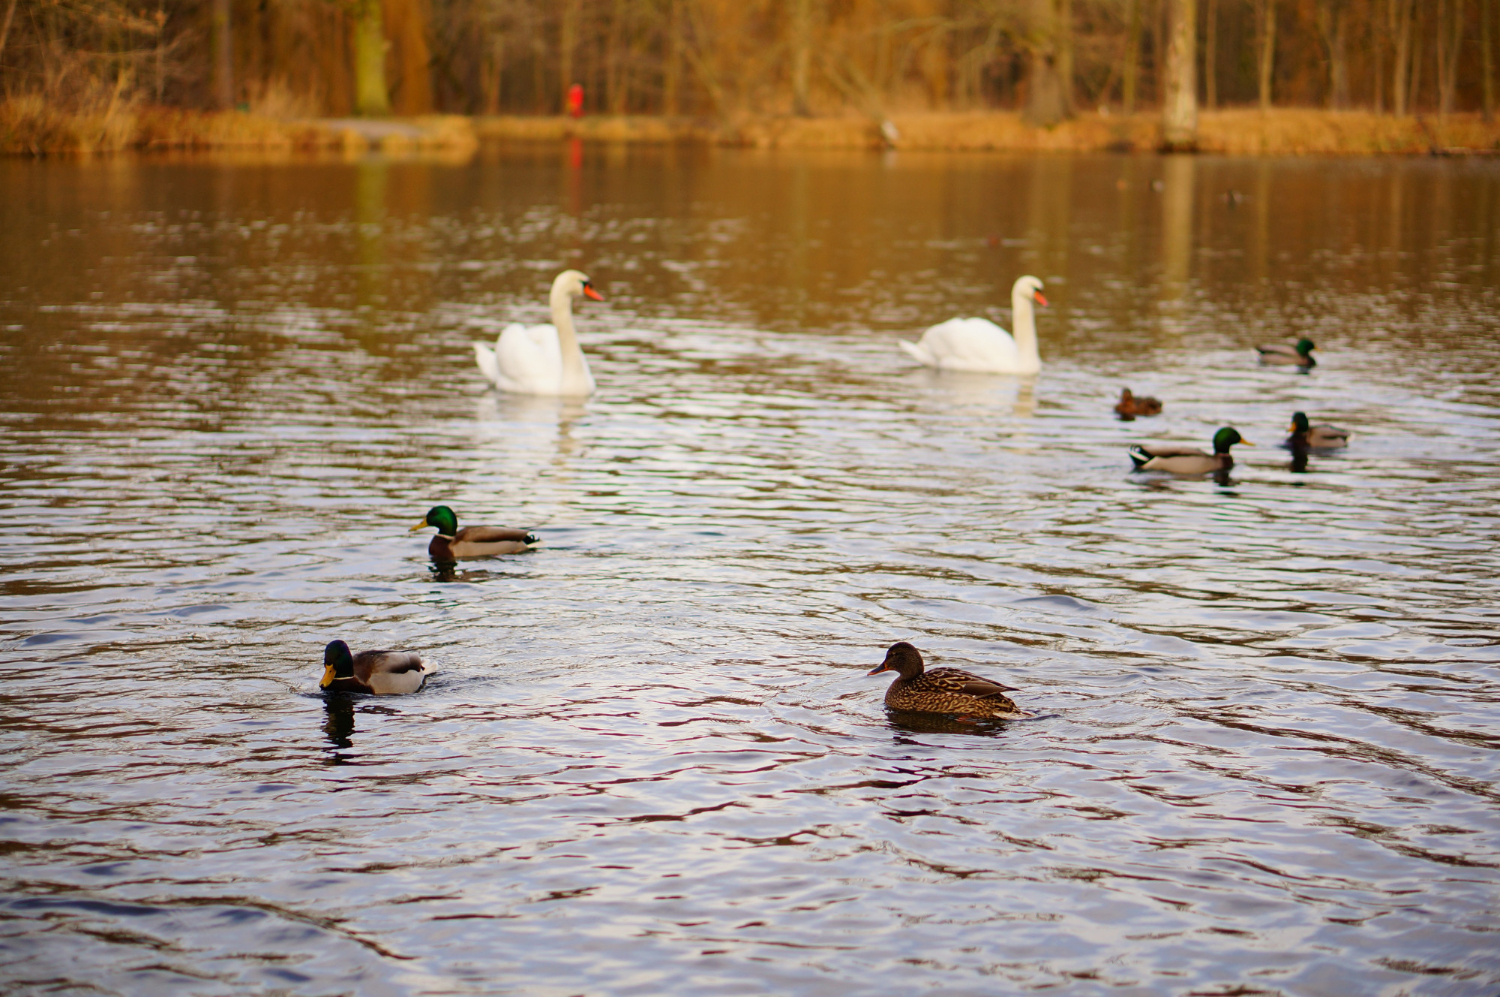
[320,640,431,695]
[1114,388,1163,420]
[1129,427,1251,474]
[411,505,538,560]
[867,642,1029,718]
[1285,411,1349,449]
[1256,337,1316,367]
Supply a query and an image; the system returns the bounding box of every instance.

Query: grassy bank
[5,100,1498,157]
[477,109,1500,155]
[0,99,477,156]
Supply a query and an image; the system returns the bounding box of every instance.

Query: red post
[566,83,584,119]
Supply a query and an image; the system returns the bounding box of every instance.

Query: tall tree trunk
[1204,0,1217,109]
[387,0,432,114]
[560,0,579,113]
[1025,0,1069,124]
[663,0,682,115]
[353,0,389,115]
[792,0,812,115]
[1392,0,1412,114]
[1318,0,1350,108]
[210,0,233,109]
[484,33,503,114]
[1161,0,1196,148]
[1409,5,1423,111]
[1058,0,1074,115]
[1257,0,1276,110]
[1484,0,1496,121]
[1437,0,1463,115]
[1123,0,1141,112]
[1374,4,1385,113]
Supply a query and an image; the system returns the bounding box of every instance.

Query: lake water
[2,145,1498,996]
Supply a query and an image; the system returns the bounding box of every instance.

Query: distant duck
[1257,337,1316,368]
[1223,189,1246,207]
[1285,411,1349,449]
[1129,427,1251,474]
[867,642,1029,718]
[473,270,604,396]
[898,275,1048,375]
[1114,388,1163,420]
[320,640,431,695]
[412,505,538,560]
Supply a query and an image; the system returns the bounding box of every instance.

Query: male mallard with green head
[867,642,1029,718]
[1285,411,1349,449]
[1129,427,1250,475]
[320,640,431,695]
[411,505,538,560]
[1256,337,1316,367]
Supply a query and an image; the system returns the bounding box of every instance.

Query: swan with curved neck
[474,270,603,396]
[899,275,1047,375]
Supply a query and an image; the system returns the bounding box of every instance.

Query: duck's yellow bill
[867,663,891,676]
[1240,440,1255,446]
[320,664,337,688]
[410,520,430,532]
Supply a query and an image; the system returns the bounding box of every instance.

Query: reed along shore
[5,102,1498,158]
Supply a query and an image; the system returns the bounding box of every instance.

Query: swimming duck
[867,642,1028,718]
[411,505,538,560]
[1114,388,1163,420]
[1256,337,1316,367]
[1285,411,1349,449]
[320,640,431,695]
[1129,427,1251,474]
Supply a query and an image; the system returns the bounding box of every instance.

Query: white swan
[474,270,603,396]
[899,275,1048,375]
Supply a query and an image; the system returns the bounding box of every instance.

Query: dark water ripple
[1,150,1498,996]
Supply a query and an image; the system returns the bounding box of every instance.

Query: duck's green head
[411,505,458,538]
[1295,337,1316,357]
[1289,411,1310,433]
[869,641,926,680]
[321,640,354,688]
[1212,427,1251,453]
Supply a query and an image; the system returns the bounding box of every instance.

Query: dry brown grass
[7,106,1499,157]
[476,108,1500,155]
[1,103,477,156]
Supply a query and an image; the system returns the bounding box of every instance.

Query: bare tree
[1257,0,1276,110]
[1161,0,1194,147]
[353,0,390,115]
[1025,0,1071,124]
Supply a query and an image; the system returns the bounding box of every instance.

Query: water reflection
[1,149,1497,996]
[322,694,356,750]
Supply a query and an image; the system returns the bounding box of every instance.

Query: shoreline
[4,102,1498,158]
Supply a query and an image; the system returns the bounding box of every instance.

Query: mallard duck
[867,642,1028,718]
[1285,411,1349,449]
[1257,337,1316,367]
[1114,388,1163,420]
[320,640,431,695]
[411,505,538,560]
[1129,427,1251,474]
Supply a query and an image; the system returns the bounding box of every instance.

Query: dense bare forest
[0,0,1493,120]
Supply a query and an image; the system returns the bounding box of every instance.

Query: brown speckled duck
[1114,388,1163,420]
[411,505,538,560]
[867,642,1029,718]
[320,640,431,695]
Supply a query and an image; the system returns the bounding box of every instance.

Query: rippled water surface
[2,147,1499,996]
